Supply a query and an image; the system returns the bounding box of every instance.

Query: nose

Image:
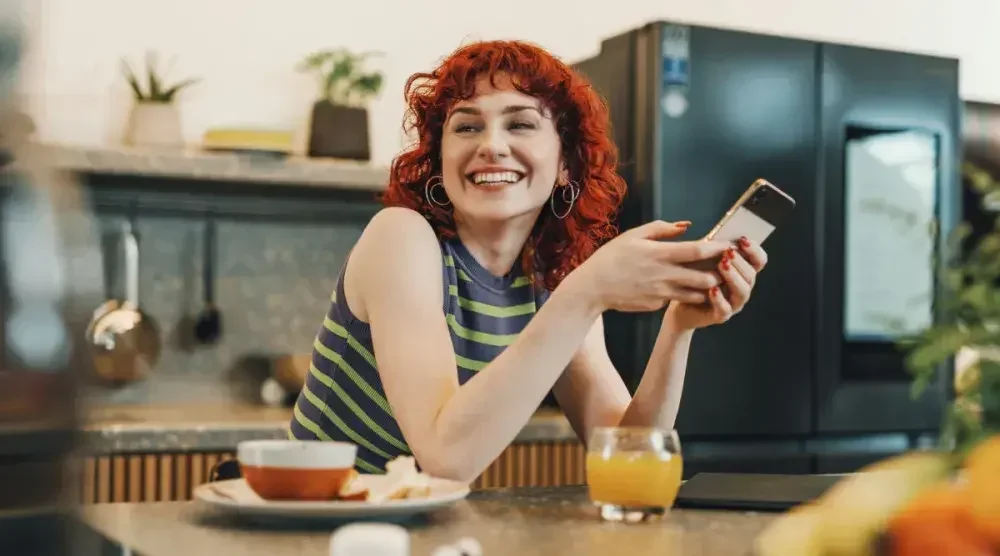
[475,125,510,161]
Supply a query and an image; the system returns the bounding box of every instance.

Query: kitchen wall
[15,0,1000,166]
[16,0,998,405]
[86,209,364,406]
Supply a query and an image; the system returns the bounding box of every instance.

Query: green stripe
[294,404,381,473]
[313,337,393,416]
[445,252,530,287]
[309,363,410,454]
[455,353,487,371]
[293,404,332,440]
[300,385,390,472]
[446,314,519,346]
[447,285,536,317]
[324,317,377,368]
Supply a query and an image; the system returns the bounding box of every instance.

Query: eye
[509,120,536,131]
[453,123,480,134]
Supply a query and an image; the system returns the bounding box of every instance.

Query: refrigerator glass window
[842,125,939,342]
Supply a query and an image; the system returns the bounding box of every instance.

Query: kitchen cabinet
[74,441,589,504]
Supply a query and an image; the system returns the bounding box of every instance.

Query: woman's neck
[454,213,538,278]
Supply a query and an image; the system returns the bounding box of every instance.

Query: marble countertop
[81,486,774,555]
[81,405,576,455]
[26,143,389,191]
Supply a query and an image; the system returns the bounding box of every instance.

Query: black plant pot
[307,100,371,161]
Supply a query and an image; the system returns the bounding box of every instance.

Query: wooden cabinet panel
[77,441,586,504]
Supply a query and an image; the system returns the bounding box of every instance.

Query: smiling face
[440,74,566,226]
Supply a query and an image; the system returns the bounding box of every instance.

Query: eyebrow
[450,104,542,117]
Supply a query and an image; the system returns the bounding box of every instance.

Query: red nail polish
[721,259,730,271]
[726,247,736,260]
[675,221,691,229]
[738,236,750,248]
[710,286,719,297]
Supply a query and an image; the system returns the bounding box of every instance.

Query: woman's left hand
[664,236,768,331]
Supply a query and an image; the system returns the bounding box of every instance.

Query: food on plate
[338,456,437,503]
[238,439,358,501]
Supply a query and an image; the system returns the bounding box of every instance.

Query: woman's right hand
[566,220,731,312]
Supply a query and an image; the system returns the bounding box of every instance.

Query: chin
[455,198,544,225]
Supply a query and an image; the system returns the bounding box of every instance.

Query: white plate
[194,478,470,520]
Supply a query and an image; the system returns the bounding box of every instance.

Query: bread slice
[337,469,368,501]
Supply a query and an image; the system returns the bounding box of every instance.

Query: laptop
[675,473,849,512]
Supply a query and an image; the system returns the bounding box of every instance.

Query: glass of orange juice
[586,427,683,522]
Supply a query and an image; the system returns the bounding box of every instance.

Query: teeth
[471,171,521,185]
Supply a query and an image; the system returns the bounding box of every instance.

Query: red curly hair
[380,40,627,291]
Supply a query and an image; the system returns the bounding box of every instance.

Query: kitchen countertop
[25,143,389,191]
[81,486,774,555]
[81,405,577,455]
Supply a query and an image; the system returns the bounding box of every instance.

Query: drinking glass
[586,427,683,522]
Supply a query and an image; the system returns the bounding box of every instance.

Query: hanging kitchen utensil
[194,212,221,344]
[85,217,161,385]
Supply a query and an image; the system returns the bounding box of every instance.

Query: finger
[708,286,734,322]
[661,240,730,263]
[665,266,722,290]
[631,220,692,240]
[719,253,752,309]
[737,237,768,271]
[670,287,708,305]
[726,248,757,286]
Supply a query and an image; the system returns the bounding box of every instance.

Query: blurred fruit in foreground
[965,436,1000,546]
[815,451,952,556]
[753,504,825,556]
[885,482,992,556]
[753,451,952,556]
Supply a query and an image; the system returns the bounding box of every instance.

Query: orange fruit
[886,482,993,556]
[964,435,1000,546]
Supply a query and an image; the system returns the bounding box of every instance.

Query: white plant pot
[124,102,183,148]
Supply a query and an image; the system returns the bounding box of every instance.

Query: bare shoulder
[346,207,444,320]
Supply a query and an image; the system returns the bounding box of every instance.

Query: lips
[465,170,525,188]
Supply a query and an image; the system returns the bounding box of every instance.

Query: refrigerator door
[654,24,820,437]
[815,43,959,433]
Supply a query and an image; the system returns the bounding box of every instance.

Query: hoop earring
[550,180,580,219]
[424,175,450,207]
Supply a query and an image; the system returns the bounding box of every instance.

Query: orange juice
[586,451,683,508]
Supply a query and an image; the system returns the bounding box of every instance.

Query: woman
[289,40,768,481]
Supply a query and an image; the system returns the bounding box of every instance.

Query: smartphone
[690,178,796,270]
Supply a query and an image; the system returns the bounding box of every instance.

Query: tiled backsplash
[85,212,364,405]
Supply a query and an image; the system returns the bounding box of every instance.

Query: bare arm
[348,208,602,482]
[554,239,769,441]
[552,314,693,442]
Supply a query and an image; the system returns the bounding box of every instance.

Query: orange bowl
[237,440,357,501]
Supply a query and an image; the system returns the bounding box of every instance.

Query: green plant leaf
[160,78,199,102]
[120,60,146,100]
[144,51,162,101]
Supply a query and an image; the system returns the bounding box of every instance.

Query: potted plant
[296,48,384,161]
[121,52,198,149]
[902,163,1000,457]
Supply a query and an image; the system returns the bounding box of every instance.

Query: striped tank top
[289,238,550,473]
